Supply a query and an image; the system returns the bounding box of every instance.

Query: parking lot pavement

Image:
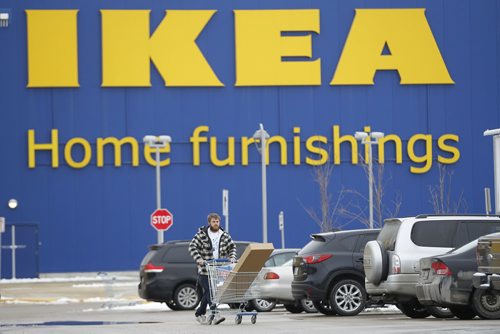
[0,271,140,303]
[2,274,500,334]
[2,303,500,334]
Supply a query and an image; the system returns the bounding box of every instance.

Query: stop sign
[151,208,173,231]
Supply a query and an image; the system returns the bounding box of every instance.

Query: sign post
[0,217,4,279]
[151,209,174,234]
[279,211,285,249]
[222,189,229,232]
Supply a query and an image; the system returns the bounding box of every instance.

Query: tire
[449,306,476,320]
[363,241,388,285]
[425,306,454,319]
[330,279,366,316]
[313,300,337,316]
[300,299,318,313]
[472,288,500,319]
[284,302,304,313]
[251,299,276,312]
[397,301,430,319]
[165,300,181,311]
[228,303,240,309]
[173,283,200,310]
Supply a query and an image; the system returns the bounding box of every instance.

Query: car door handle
[355,258,364,263]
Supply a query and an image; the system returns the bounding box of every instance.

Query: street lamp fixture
[143,135,172,244]
[253,124,270,243]
[354,130,385,229]
[7,199,18,209]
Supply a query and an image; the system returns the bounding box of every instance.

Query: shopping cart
[205,258,261,325]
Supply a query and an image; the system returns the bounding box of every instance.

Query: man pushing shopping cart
[189,212,263,325]
[189,212,237,325]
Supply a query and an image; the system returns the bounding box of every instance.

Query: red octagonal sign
[151,208,173,231]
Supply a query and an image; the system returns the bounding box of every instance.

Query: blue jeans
[195,274,215,316]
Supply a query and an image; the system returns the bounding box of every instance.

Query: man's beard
[209,225,219,232]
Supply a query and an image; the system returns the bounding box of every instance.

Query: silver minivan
[364,214,500,318]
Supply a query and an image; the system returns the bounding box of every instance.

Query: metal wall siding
[0,0,499,272]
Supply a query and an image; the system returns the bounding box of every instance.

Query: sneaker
[196,315,206,325]
[214,316,226,325]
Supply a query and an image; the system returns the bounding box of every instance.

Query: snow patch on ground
[1,276,135,284]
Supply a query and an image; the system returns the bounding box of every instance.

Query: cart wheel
[251,314,257,324]
[235,315,242,325]
[207,315,214,325]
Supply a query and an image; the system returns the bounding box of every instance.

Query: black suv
[292,229,380,316]
[138,240,251,310]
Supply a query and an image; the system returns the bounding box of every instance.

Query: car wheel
[173,283,200,310]
[165,300,180,311]
[284,302,304,313]
[472,288,500,319]
[363,241,388,285]
[396,301,430,318]
[330,279,366,316]
[312,300,337,316]
[300,299,318,313]
[251,299,276,312]
[449,306,476,320]
[425,306,454,318]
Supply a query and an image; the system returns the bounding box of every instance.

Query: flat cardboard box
[216,243,274,302]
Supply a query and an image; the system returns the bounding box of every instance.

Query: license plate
[422,270,429,280]
[294,267,299,275]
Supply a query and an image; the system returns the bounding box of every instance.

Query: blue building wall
[0,0,499,273]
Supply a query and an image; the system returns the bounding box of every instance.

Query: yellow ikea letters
[331,9,453,85]
[26,8,454,87]
[234,9,321,86]
[101,10,222,87]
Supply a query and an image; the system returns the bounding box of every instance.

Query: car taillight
[264,272,280,280]
[431,260,452,276]
[392,254,401,274]
[144,263,165,273]
[303,254,332,264]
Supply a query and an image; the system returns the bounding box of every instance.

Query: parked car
[472,232,500,319]
[254,258,317,313]
[138,240,251,310]
[416,238,479,319]
[292,229,380,316]
[247,248,300,312]
[364,214,500,319]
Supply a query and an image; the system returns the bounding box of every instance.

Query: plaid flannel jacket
[189,226,237,275]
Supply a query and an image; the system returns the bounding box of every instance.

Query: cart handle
[206,258,235,263]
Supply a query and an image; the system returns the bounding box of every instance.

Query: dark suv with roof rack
[138,240,251,310]
[292,229,380,316]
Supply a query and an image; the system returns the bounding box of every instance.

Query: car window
[273,252,296,266]
[411,221,458,247]
[282,259,293,266]
[377,221,401,251]
[299,237,331,255]
[264,257,275,267]
[464,222,500,242]
[449,238,478,254]
[356,233,378,253]
[162,245,193,263]
[333,235,359,252]
[236,243,250,259]
[141,250,157,265]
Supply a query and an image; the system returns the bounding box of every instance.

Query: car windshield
[281,259,293,267]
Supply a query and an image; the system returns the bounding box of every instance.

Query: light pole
[484,128,500,214]
[143,135,172,244]
[354,131,385,229]
[253,124,270,243]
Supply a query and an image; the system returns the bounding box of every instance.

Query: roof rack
[415,214,500,218]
